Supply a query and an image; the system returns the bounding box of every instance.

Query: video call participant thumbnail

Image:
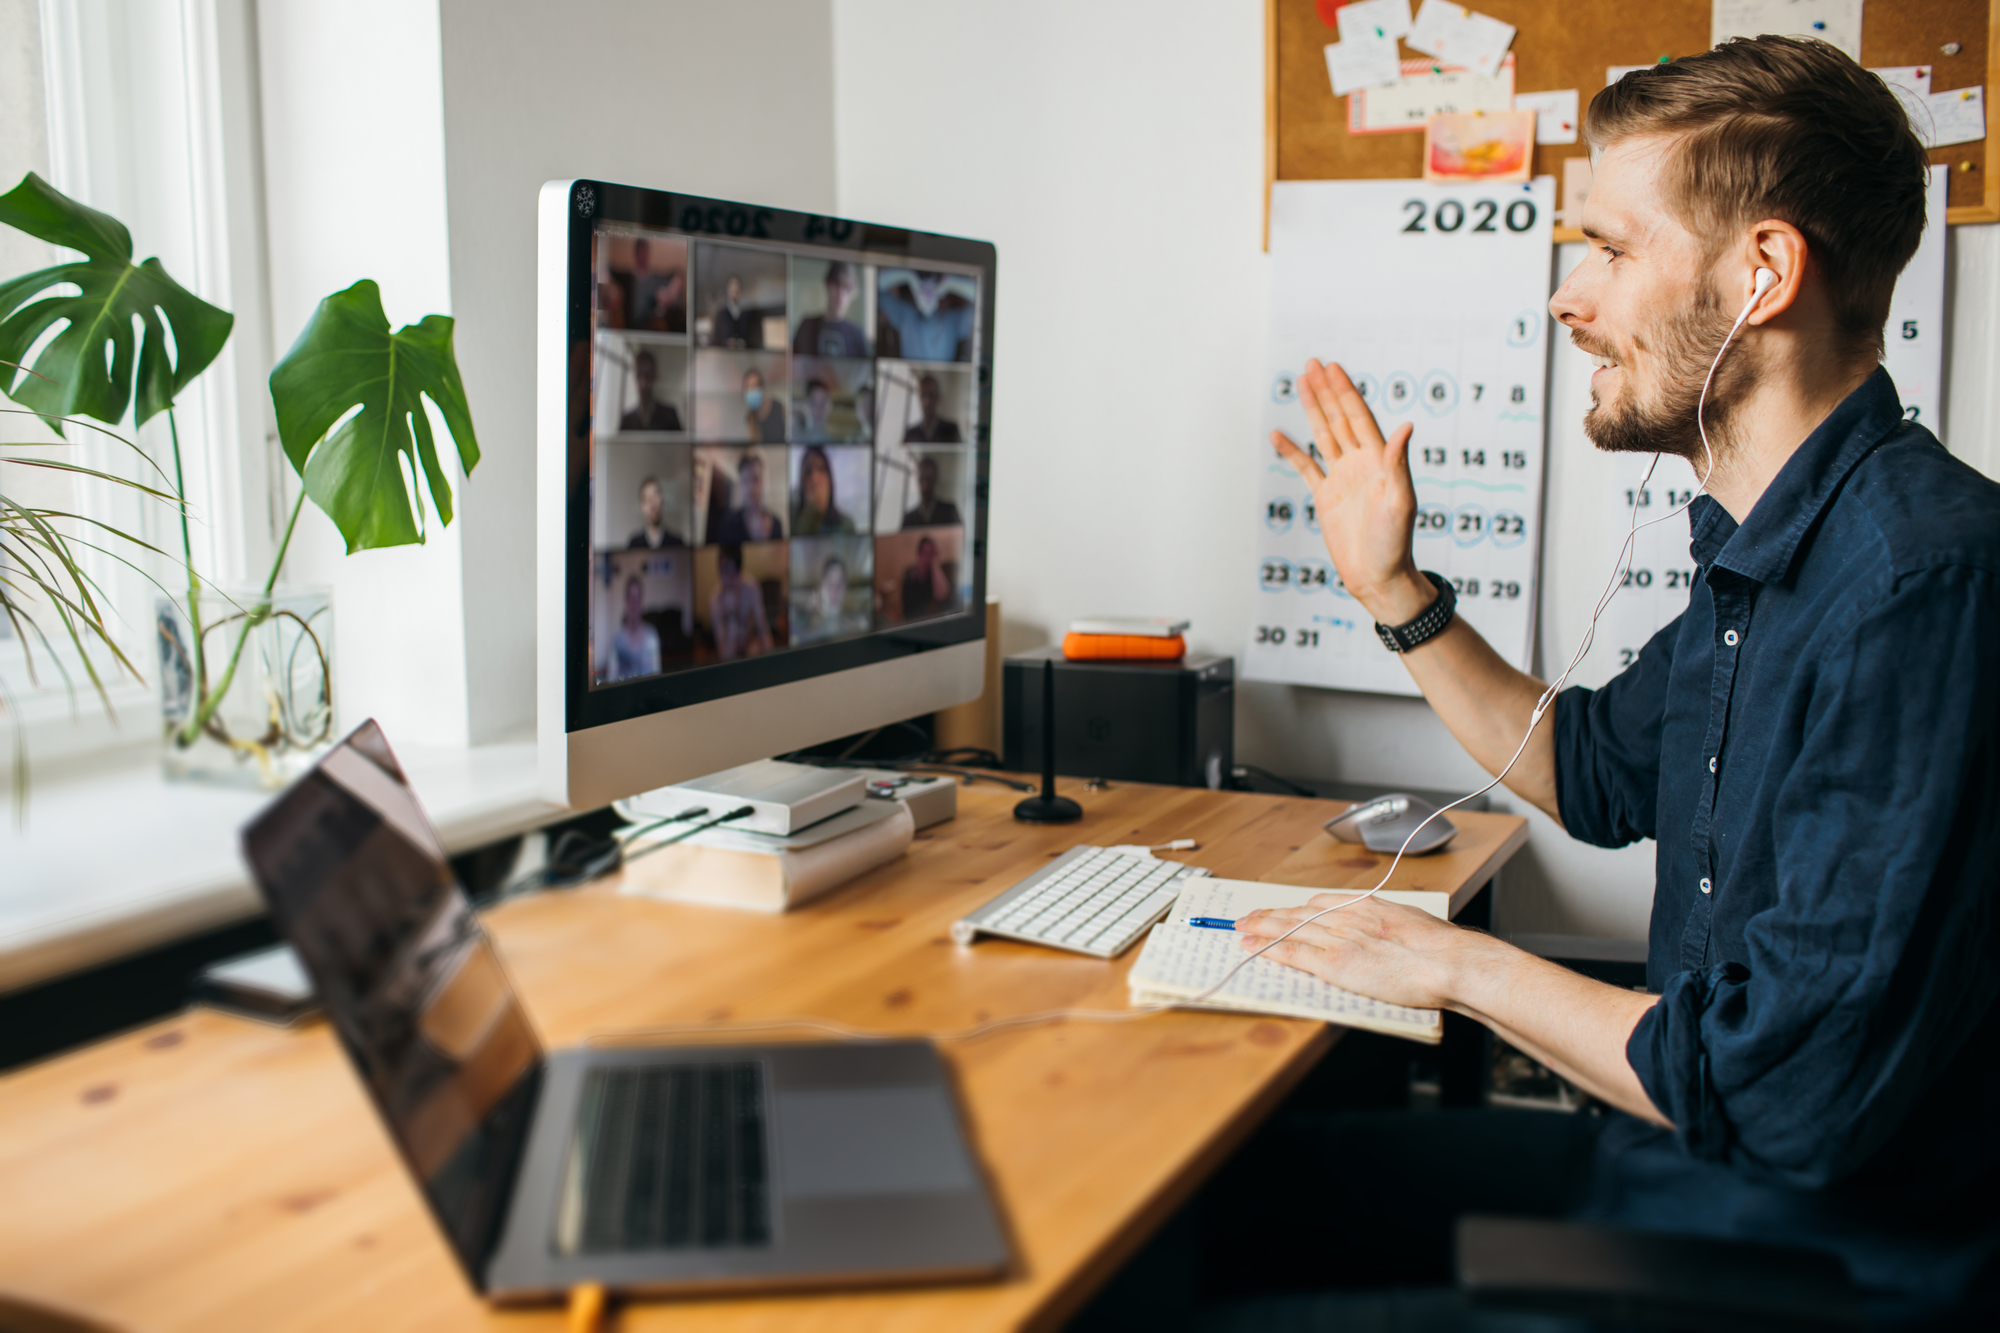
[793,260,870,358]
[692,350,787,442]
[629,475,685,549]
[790,534,874,645]
[792,444,868,537]
[875,526,964,624]
[877,268,977,362]
[901,454,963,529]
[601,234,687,333]
[695,242,787,350]
[695,541,784,661]
[706,447,786,544]
[742,368,785,442]
[902,373,962,444]
[619,346,683,433]
[793,356,873,443]
[593,549,693,685]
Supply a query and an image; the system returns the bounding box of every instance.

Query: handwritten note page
[1251,178,1555,697]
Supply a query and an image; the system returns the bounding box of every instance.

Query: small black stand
[1014,658,1082,824]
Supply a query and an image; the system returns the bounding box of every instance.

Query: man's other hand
[1234,893,1475,1011]
[1271,359,1435,626]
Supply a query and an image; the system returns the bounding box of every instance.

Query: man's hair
[824,261,853,287]
[1584,36,1928,353]
[633,347,656,373]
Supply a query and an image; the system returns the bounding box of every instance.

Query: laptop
[239,720,1009,1301]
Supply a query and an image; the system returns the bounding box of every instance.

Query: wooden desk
[0,780,1526,1332]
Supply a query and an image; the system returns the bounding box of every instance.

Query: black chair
[1455,1214,1868,1332]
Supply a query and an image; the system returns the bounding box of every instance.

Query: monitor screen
[553,182,993,738]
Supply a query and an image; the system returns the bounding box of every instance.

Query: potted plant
[0,172,479,792]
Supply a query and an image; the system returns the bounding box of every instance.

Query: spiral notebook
[1126,879,1444,1044]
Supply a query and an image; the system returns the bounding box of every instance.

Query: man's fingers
[1300,360,1359,458]
[1271,430,1325,486]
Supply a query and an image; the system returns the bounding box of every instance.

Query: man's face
[808,383,831,423]
[919,376,941,419]
[634,353,656,401]
[915,538,937,572]
[825,270,854,319]
[917,458,938,501]
[726,275,742,304]
[633,239,650,271]
[639,480,662,526]
[1550,137,1742,460]
[625,579,644,620]
[740,456,764,506]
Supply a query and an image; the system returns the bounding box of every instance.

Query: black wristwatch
[1375,572,1456,653]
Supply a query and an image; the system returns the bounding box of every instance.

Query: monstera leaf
[0,173,233,428]
[269,279,480,552]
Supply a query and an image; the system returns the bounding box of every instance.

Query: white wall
[831,0,2000,941]
[438,0,837,744]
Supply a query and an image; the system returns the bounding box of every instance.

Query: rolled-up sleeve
[1628,564,2000,1188]
[1553,615,1682,848]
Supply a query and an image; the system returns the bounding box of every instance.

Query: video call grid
[587,226,983,688]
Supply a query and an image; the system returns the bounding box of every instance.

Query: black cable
[620,804,758,867]
[495,805,715,900]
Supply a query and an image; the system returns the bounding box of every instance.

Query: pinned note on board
[1925,86,1987,148]
[1336,0,1414,42]
[1514,89,1579,144]
[1710,0,1862,62]
[1425,111,1535,182]
[1326,33,1404,96]
[1407,0,1516,79]
[1349,53,1514,134]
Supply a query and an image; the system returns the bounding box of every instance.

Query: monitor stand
[1014,658,1081,823]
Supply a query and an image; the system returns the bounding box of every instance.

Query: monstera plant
[0,171,479,797]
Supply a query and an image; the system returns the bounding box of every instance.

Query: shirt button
[1724,629,1740,646]
[1709,756,1717,773]
[1700,877,1712,895]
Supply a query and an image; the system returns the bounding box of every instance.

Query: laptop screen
[240,720,543,1286]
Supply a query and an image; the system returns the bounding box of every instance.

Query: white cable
[583,279,1770,1050]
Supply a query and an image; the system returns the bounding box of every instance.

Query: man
[607,575,661,682]
[899,455,962,529]
[626,475,684,549]
[739,368,784,443]
[628,237,683,332]
[793,377,835,443]
[708,543,773,661]
[899,534,955,621]
[793,261,869,357]
[878,270,975,362]
[901,373,963,444]
[712,451,782,544]
[1215,37,2000,1324]
[618,348,682,433]
[710,274,761,348]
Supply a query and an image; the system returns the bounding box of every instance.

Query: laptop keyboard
[562,1062,771,1254]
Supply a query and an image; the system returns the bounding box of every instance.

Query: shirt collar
[1686,367,1903,582]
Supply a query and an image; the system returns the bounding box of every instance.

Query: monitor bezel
[556,180,995,737]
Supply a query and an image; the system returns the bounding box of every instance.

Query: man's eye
[1600,247,1624,263]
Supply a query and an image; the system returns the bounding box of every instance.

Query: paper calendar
[1249,178,1555,696]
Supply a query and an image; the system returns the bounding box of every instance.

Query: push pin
[1943,42,1962,57]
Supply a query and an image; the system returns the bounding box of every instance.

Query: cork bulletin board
[1265,0,2000,243]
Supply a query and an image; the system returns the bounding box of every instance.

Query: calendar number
[1618,648,1638,666]
[1462,449,1486,467]
[1401,198,1537,234]
[1501,451,1527,468]
[1664,569,1695,589]
[1625,488,1652,508]
[1902,319,1919,340]
[1415,504,1448,533]
[1421,447,1447,466]
[1255,626,1320,648]
[1666,489,1693,506]
[1260,559,1294,590]
[1620,567,1654,588]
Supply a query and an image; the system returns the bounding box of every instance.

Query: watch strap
[1375,572,1456,653]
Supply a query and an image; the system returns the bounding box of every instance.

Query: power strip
[855,770,958,830]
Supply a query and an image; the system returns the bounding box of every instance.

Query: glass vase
[156,585,335,788]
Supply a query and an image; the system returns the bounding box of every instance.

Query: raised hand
[1271,359,1433,625]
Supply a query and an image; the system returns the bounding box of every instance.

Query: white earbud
[1745,267,1778,314]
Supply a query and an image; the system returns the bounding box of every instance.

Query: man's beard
[1579,278,1751,461]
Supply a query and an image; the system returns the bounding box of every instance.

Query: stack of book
[1061,616,1189,662]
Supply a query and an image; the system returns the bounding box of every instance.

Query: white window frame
[1,0,280,773]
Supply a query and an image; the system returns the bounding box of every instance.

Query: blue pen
[1189,917,1237,931]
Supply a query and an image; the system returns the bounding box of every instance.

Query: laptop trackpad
[775,1087,976,1199]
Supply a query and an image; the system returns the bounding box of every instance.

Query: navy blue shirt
[1554,369,2000,1313]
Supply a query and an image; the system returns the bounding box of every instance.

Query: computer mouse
[1323,793,1457,855]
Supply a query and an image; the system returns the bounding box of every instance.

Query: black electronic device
[1013,658,1082,823]
[1002,649,1233,790]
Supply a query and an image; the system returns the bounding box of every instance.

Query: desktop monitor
[537,180,995,809]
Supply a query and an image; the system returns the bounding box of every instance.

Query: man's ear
[1743,220,1810,325]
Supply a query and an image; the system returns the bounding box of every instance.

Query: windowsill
[0,739,566,995]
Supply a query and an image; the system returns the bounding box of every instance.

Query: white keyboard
[950,845,1208,958]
